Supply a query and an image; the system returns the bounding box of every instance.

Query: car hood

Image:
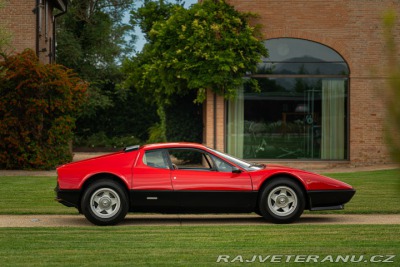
[253,164,354,191]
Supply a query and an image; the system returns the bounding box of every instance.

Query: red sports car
[55,142,355,225]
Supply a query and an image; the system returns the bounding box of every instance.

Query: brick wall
[0,0,58,63]
[204,0,400,166]
[0,0,36,54]
[203,90,226,152]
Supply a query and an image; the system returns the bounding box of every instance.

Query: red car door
[130,149,175,211]
[168,149,256,212]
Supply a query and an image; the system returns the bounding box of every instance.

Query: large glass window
[227,38,349,160]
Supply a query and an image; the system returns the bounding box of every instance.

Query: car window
[143,150,169,169]
[210,154,233,173]
[168,149,214,171]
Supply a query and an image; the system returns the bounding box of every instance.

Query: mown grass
[307,169,400,214]
[0,225,399,266]
[0,176,77,214]
[0,169,399,215]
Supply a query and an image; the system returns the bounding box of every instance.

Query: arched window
[227,38,349,160]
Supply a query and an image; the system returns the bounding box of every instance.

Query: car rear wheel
[81,179,128,226]
[259,178,305,223]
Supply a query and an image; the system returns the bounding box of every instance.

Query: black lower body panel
[308,189,356,211]
[55,185,81,209]
[130,190,258,213]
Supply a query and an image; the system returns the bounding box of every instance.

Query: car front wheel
[81,179,128,226]
[259,178,305,223]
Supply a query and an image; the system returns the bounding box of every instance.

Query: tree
[57,0,158,144]
[131,0,183,41]
[125,0,267,143]
[57,0,135,76]
[129,0,267,104]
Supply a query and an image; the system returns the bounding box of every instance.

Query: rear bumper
[54,184,80,209]
[308,189,356,211]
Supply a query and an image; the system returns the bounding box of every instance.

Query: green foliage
[131,0,183,41]
[56,0,152,144]
[165,92,203,143]
[147,105,167,143]
[0,49,88,169]
[383,10,400,166]
[75,85,159,143]
[74,132,141,149]
[147,123,167,143]
[128,0,268,104]
[125,0,267,144]
[56,0,135,75]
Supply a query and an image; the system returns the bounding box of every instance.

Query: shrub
[0,49,88,169]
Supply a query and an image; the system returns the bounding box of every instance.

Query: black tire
[81,179,128,226]
[259,178,305,223]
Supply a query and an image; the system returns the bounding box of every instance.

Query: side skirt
[129,190,258,213]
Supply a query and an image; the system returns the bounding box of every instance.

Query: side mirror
[232,167,242,174]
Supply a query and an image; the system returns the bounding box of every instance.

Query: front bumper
[307,189,356,211]
[54,184,81,209]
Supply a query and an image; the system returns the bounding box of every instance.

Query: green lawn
[308,169,400,214]
[0,176,77,215]
[0,169,399,215]
[0,225,398,266]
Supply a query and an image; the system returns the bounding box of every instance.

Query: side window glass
[169,149,214,171]
[143,150,169,169]
[211,155,233,172]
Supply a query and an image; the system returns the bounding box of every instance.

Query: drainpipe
[34,0,41,57]
[54,2,68,20]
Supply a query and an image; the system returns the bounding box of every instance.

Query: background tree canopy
[123,0,267,144]
[55,0,267,148]
[56,0,159,147]
[127,0,268,104]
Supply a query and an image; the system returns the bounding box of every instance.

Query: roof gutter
[54,0,68,18]
[53,0,67,12]
[34,1,68,61]
[52,1,68,62]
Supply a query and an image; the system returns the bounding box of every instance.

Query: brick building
[203,0,400,168]
[0,0,67,63]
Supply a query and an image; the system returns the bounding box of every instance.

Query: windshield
[208,148,264,171]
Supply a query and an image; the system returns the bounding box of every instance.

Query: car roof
[141,142,206,151]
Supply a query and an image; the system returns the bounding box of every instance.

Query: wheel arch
[256,174,310,211]
[78,173,130,212]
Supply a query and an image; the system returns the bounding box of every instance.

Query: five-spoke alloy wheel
[81,179,128,226]
[259,178,305,223]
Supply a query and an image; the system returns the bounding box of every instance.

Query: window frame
[225,38,350,161]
